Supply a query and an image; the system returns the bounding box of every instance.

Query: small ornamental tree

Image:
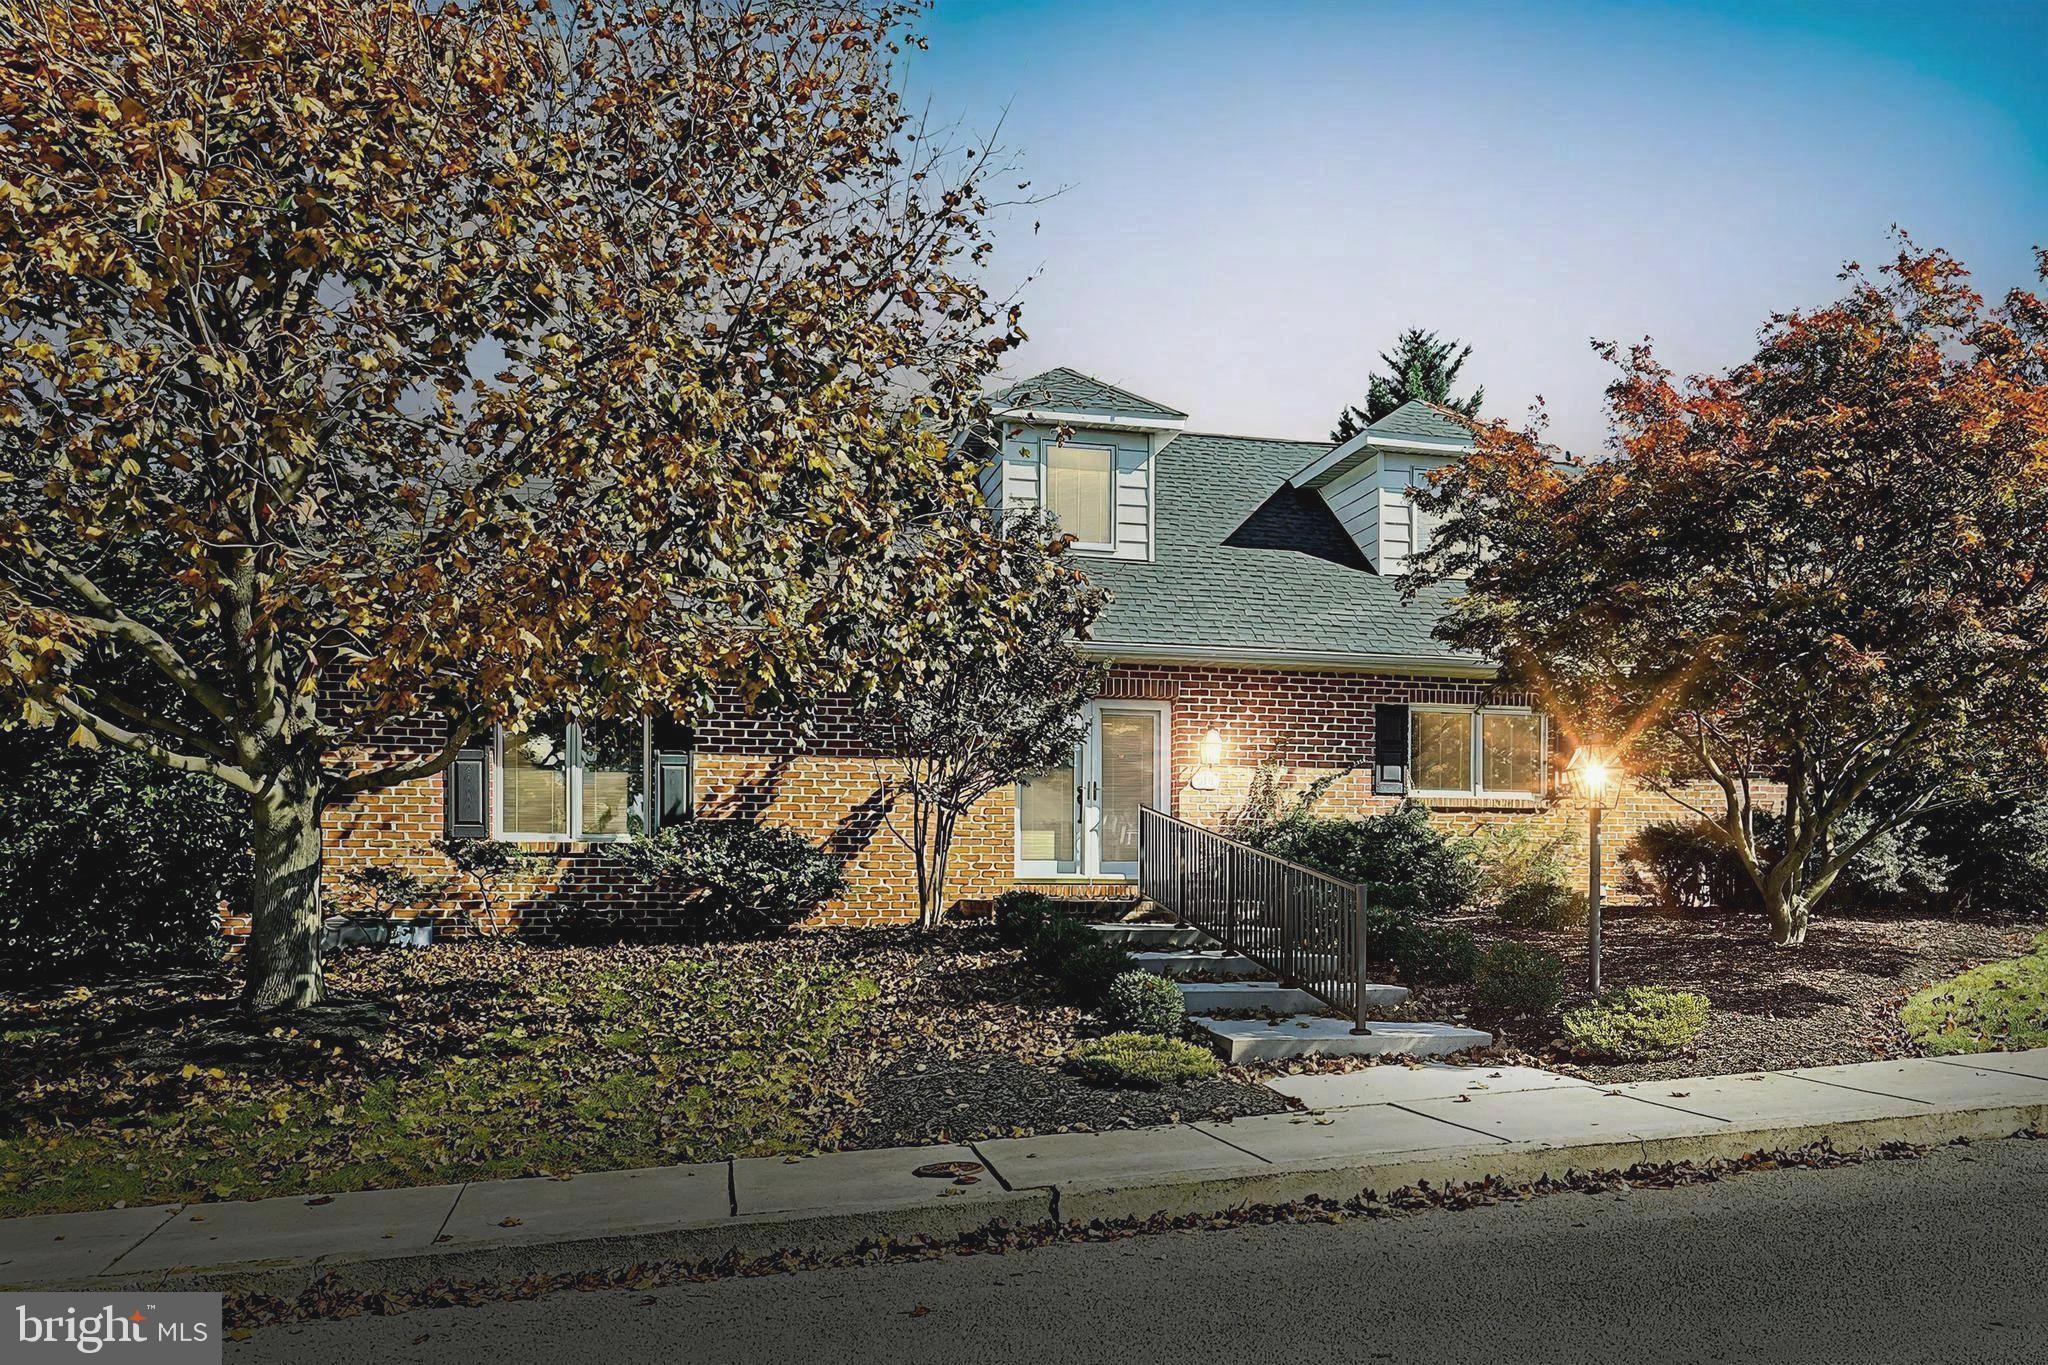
[1410,241,2048,945]
[0,0,1031,1009]
[1332,327,1485,442]
[860,512,1106,928]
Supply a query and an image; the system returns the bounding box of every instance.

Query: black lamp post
[1561,743,1620,996]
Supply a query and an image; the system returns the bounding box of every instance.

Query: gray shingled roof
[1371,399,1474,443]
[1079,432,1480,668]
[990,367,1188,421]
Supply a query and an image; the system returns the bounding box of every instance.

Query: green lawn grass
[0,942,879,1217]
[1900,930,2048,1056]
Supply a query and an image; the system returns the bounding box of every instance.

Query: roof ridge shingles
[991,366,1188,421]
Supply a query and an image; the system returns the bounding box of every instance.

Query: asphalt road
[232,1137,2048,1365]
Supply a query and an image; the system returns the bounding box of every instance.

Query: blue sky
[902,0,2048,453]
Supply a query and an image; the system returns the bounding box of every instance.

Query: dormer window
[1044,442,1116,549]
[981,368,1188,563]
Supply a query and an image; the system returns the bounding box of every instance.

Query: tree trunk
[1763,884,1811,947]
[242,780,327,1012]
[922,810,956,932]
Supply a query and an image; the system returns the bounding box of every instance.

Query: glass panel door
[1014,703,1168,879]
[1094,707,1161,877]
[1016,746,1081,875]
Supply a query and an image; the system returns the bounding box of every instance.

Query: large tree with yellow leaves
[0,0,1055,1008]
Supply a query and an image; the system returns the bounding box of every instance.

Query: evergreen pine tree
[1332,328,1484,441]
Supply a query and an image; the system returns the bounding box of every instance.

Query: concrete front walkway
[5,1051,2046,1295]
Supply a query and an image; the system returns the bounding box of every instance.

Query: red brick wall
[317,662,1758,934]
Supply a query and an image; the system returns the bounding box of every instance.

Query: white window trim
[1408,705,1546,799]
[1039,437,1119,554]
[494,718,651,843]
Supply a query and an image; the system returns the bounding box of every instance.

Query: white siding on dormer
[1319,460,1381,566]
[993,421,1153,561]
[1311,450,1454,574]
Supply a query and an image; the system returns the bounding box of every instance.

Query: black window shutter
[653,751,694,831]
[1373,704,1410,795]
[445,746,490,839]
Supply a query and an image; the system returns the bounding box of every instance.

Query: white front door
[1016,701,1169,879]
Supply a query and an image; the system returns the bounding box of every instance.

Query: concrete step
[1177,980,1410,1016]
[1193,1015,1493,1064]
[1092,923,1207,949]
[1129,949,1267,980]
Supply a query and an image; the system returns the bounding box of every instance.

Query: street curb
[14,1100,2041,1297]
[1042,1102,2048,1223]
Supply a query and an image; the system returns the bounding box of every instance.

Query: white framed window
[1041,441,1116,550]
[1409,706,1544,798]
[492,717,695,841]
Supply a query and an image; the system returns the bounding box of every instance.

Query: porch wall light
[1190,728,1225,791]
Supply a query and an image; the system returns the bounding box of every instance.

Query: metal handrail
[1138,805,1374,1034]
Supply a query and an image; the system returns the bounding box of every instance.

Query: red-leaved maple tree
[1412,241,2048,945]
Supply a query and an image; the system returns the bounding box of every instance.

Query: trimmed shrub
[0,731,240,983]
[1389,922,1479,986]
[1493,881,1588,931]
[1010,903,1138,1008]
[1243,801,1481,921]
[615,819,845,939]
[1474,941,1566,1018]
[1067,1033,1220,1088]
[1474,824,1571,906]
[1563,987,1711,1061]
[993,890,1059,946]
[1621,821,1751,914]
[1053,939,1137,1006]
[1900,932,2048,1054]
[1021,911,1093,972]
[1104,970,1186,1036]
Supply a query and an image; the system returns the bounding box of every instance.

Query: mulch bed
[0,927,1288,1215]
[1414,907,2040,1083]
[812,929,1289,1148]
[7,910,2032,1218]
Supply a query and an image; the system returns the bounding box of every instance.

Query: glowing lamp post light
[1561,743,1622,995]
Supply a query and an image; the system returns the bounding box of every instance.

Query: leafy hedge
[1474,941,1566,1018]
[993,890,1141,1009]
[1241,801,1484,986]
[1625,798,2048,920]
[0,730,240,983]
[1242,802,1480,921]
[611,819,845,940]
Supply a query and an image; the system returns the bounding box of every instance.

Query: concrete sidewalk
[5,1050,2046,1295]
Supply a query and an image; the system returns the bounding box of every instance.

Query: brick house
[321,367,1709,932]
